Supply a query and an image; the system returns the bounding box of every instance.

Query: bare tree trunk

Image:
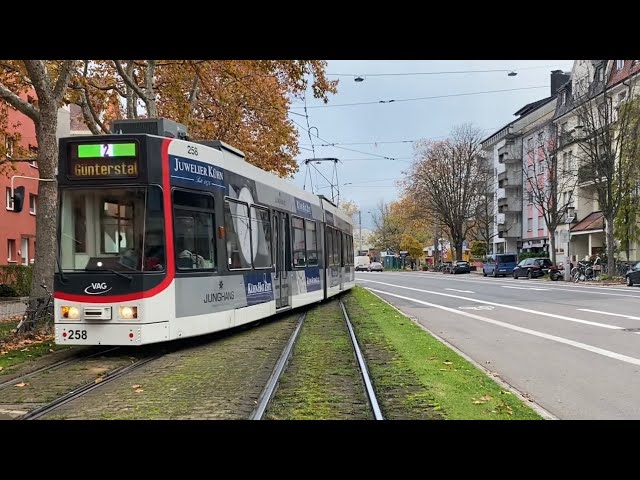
[548,227,556,264]
[605,215,615,273]
[31,109,58,298]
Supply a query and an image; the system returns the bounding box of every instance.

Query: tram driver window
[292,217,306,267]
[173,190,216,271]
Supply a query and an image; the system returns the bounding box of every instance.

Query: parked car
[368,261,384,272]
[451,261,471,274]
[625,262,640,286]
[483,253,518,277]
[512,257,551,279]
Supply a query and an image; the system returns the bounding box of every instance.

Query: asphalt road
[356,270,640,420]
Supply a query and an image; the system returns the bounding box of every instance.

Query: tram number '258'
[187,145,198,156]
[68,330,87,340]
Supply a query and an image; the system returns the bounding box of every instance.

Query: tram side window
[349,236,354,265]
[224,199,252,270]
[292,216,306,267]
[251,205,272,269]
[305,220,318,266]
[173,190,216,271]
[332,228,339,266]
[326,227,333,267]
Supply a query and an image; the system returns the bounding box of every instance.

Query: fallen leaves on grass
[443,361,453,365]
[471,395,493,405]
[15,382,27,387]
[132,384,142,389]
[134,388,144,393]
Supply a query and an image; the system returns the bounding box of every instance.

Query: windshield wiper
[85,268,133,282]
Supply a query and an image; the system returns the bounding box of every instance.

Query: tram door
[272,211,290,308]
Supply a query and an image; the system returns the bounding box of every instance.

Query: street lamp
[564,206,575,281]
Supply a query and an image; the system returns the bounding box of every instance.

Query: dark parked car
[626,262,640,286]
[452,261,471,274]
[513,257,552,279]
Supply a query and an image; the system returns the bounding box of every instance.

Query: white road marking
[358,279,624,330]
[503,286,550,291]
[446,288,475,293]
[367,287,640,367]
[459,305,494,310]
[369,271,640,298]
[578,309,640,321]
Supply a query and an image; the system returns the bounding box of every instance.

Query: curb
[363,287,558,421]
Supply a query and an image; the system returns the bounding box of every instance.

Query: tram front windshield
[59,186,165,272]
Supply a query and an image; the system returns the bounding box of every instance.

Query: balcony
[497,193,522,212]
[497,213,505,225]
[496,188,506,200]
[498,171,507,183]
[498,139,522,164]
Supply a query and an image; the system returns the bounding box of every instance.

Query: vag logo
[84,282,112,295]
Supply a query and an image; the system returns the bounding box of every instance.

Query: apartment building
[480,70,569,255]
[554,60,640,263]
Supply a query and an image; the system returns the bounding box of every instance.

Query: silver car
[368,261,384,272]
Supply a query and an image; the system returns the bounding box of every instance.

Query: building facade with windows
[0,92,70,266]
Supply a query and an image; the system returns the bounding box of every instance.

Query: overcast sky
[288,60,574,228]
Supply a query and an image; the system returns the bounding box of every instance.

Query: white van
[355,255,371,271]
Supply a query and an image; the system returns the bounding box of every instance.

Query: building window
[28,144,38,167]
[527,218,533,231]
[5,187,14,210]
[537,132,544,147]
[595,66,604,82]
[29,194,37,215]
[5,136,14,158]
[527,138,533,153]
[7,239,16,262]
[617,60,624,70]
[538,215,544,230]
[560,91,566,105]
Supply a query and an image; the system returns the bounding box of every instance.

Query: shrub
[0,265,33,296]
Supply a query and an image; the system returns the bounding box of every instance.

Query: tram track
[0,347,121,391]
[254,297,384,420]
[19,353,163,420]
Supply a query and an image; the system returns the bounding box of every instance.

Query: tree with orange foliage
[74,60,337,178]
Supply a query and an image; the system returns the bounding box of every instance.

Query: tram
[53,118,354,346]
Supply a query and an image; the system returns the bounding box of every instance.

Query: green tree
[470,240,487,259]
[614,97,640,260]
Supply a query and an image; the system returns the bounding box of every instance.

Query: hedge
[0,265,33,297]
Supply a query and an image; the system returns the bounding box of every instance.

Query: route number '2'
[187,145,198,156]
[68,330,87,340]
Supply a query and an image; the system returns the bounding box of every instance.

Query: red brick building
[1,92,39,266]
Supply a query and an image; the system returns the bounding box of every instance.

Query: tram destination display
[67,142,139,179]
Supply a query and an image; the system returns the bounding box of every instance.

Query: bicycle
[15,283,54,335]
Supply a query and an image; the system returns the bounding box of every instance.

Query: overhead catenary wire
[325,63,569,78]
[291,85,550,109]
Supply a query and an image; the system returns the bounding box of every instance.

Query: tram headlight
[61,306,80,319]
[118,306,138,319]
